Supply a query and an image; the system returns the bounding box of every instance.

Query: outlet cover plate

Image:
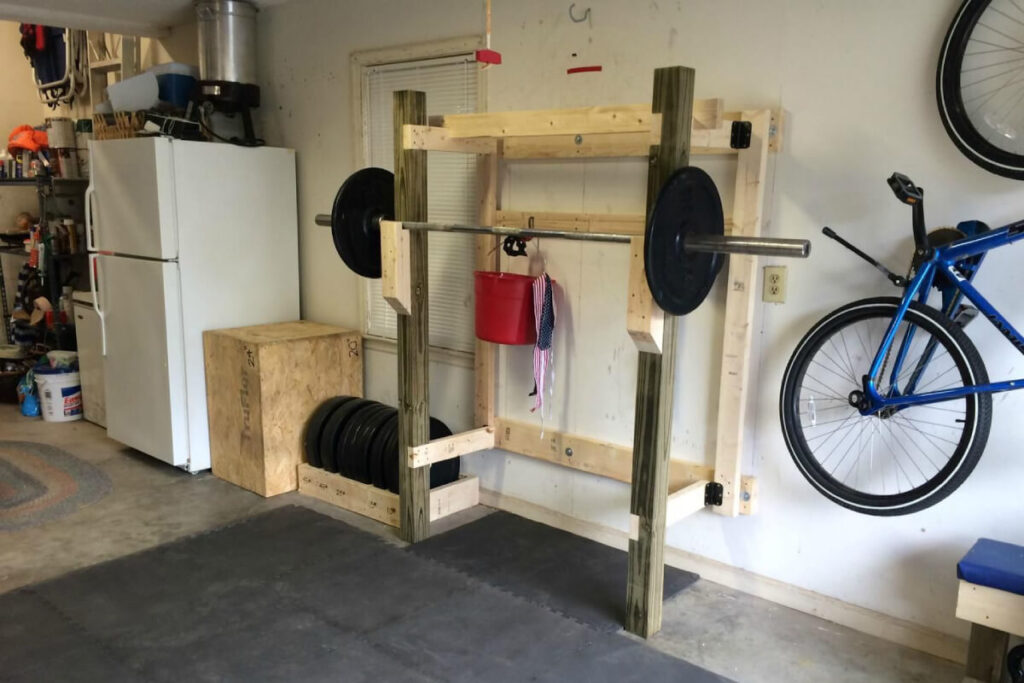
[763,265,787,303]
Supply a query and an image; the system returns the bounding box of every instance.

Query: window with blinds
[361,54,479,353]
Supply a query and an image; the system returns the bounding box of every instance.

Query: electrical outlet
[763,265,787,303]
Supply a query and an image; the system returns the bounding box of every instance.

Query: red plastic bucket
[474,271,536,345]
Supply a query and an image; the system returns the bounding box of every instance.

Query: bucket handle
[89,253,107,356]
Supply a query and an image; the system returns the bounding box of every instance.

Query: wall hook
[568,3,590,23]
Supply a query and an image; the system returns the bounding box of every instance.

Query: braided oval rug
[0,441,111,531]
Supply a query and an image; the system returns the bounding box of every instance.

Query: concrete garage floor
[1,404,964,683]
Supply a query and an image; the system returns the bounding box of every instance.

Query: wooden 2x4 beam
[495,210,645,236]
[403,125,498,154]
[408,426,495,468]
[502,123,735,159]
[404,108,784,159]
[404,123,735,158]
[440,100,723,138]
[493,417,712,491]
[629,479,710,541]
[298,465,480,528]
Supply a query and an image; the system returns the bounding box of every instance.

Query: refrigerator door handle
[89,253,107,356]
[85,181,96,252]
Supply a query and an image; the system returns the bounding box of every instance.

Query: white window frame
[349,37,488,365]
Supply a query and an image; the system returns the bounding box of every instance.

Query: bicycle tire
[780,297,992,515]
[937,0,1024,179]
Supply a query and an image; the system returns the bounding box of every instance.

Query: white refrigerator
[87,138,300,472]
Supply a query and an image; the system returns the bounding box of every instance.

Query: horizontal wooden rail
[406,123,736,158]
[408,426,496,467]
[502,124,735,159]
[493,418,710,491]
[495,210,645,236]
[403,125,498,154]
[492,418,759,516]
[297,465,479,527]
[629,479,710,541]
[441,100,722,139]
[405,108,781,157]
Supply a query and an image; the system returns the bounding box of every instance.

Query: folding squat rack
[299,65,782,638]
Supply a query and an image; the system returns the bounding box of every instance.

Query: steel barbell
[316,166,809,315]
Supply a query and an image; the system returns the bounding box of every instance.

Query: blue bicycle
[780,172,1024,515]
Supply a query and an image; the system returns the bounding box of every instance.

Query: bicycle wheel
[938,0,1024,179]
[780,297,992,515]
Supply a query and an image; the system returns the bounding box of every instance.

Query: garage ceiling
[0,0,290,37]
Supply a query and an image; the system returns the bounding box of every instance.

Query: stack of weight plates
[303,396,460,492]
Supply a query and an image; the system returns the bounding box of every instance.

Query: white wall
[258,0,1024,642]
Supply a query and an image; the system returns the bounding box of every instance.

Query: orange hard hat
[8,125,48,154]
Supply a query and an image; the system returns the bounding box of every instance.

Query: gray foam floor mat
[407,510,700,631]
[0,506,729,683]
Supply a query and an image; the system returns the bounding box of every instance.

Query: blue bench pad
[958,538,1024,596]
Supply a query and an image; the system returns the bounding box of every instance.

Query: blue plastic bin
[157,74,197,109]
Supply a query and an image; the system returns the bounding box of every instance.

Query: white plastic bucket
[36,371,83,422]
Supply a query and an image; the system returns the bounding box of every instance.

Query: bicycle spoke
[964,69,1024,107]
[912,363,961,393]
[809,359,858,387]
[882,419,919,493]
[893,413,962,448]
[890,417,946,471]
[962,55,1024,69]
[910,403,966,414]
[1010,0,1024,19]
[824,420,866,475]
[990,6,1024,31]
[800,373,850,401]
[804,412,859,444]
[835,330,860,382]
[886,419,933,482]
[977,21,1024,51]
[820,337,858,383]
[893,415,966,433]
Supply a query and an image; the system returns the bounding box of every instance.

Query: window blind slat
[362,55,478,352]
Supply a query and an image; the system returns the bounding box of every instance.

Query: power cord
[197,112,265,148]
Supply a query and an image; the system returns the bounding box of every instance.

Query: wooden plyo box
[204,321,363,496]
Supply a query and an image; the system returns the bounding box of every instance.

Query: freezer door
[96,254,189,467]
[88,138,178,259]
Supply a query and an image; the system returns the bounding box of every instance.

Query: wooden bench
[957,538,1024,683]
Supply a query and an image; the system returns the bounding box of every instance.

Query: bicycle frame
[863,218,1024,412]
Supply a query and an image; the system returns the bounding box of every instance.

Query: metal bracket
[704,482,724,506]
[730,121,752,150]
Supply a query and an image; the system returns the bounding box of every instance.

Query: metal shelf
[0,177,89,188]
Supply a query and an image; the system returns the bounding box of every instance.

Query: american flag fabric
[531,273,556,416]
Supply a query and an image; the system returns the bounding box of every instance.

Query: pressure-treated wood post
[394,90,431,543]
[625,66,694,638]
[474,145,501,428]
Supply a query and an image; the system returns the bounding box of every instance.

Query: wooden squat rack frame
[362,65,777,638]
